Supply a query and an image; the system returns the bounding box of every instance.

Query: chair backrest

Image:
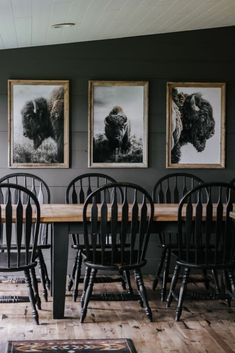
[0,183,40,269]
[83,182,154,268]
[0,173,50,203]
[229,178,235,203]
[66,173,117,204]
[152,173,203,203]
[230,178,235,186]
[177,182,235,267]
[0,173,50,245]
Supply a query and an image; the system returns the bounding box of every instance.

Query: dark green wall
[0,26,235,272]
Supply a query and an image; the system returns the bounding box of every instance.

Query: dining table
[39,203,235,319]
[39,203,181,319]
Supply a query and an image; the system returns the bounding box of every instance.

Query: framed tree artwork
[88,80,148,168]
[8,79,69,168]
[166,82,225,168]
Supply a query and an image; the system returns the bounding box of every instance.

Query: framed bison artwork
[8,79,69,168]
[166,82,225,168]
[88,80,148,168]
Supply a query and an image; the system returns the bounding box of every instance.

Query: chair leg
[24,269,39,325]
[211,269,220,294]
[152,246,167,291]
[227,270,235,298]
[175,267,190,322]
[202,269,210,290]
[80,266,91,309]
[134,269,152,322]
[80,268,97,323]
[68,250,78,291]
[166,264,180,308]
[119,270,127,290]
[161,247,171,301]
[123,270,133,294]
[37,249,48,302]
[73,249,83,302]
[134,270,143,308]
[41,253,51,290]
[31,267,41,310]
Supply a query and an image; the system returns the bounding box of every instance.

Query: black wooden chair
[0,183,41,324]
[166,182,235,321]
[229,177,235,199]
[66,173,119,301]
[0,173,51,302]
[80,182,154,323]
[229,177,235,276]
[152,173,203,300]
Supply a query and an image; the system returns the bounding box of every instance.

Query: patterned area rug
[6,339,137,353]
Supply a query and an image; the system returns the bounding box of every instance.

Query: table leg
[52,223,69,319]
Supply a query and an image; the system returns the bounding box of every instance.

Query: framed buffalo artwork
[8,79,69,168]
[166,82,225,168]
[88,80,148,168]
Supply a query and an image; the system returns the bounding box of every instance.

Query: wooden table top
[39,204,235,223]
[39,203,180,223]
[1,203,234,223]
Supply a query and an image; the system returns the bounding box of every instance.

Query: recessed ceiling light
[52,22,76,29]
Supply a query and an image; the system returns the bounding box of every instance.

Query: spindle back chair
[0,173,51,301]
[80,182,154,323]
[66,173,117,300]
[166,182,235,321]
[152,172,203,300]
[0,183,41,324]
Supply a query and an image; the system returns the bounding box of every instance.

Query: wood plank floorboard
[0,276,234,353]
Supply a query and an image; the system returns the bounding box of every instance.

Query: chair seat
[0,252,36,271]
[84,250,146,270]
[176,250,233,269]
[72,243,132,251]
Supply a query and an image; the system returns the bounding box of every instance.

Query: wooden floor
[0,276,235,353]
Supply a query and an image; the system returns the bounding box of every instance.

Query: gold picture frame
[88,80,148,168]
[8,79,69,168]
[166,82,225,168]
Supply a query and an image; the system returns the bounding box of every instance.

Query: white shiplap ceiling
[0,0,235,50]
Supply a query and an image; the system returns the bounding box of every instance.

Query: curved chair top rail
[178,181,235,210]
[0,183,41,269]
[177,181,235,268]
[0,173,50,246]
[66,173,117,204]
[0,172,50,204]
[152,172,203,203]
[82,182,154,268]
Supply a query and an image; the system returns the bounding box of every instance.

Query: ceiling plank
[0,0,234,49]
